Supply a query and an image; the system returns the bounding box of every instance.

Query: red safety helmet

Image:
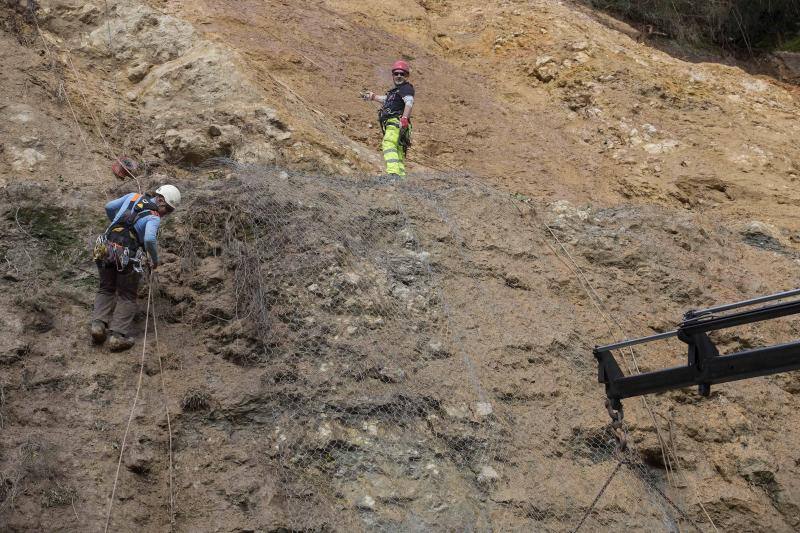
[391,60,410,75]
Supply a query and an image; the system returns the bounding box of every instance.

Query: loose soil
[2,1,800,531]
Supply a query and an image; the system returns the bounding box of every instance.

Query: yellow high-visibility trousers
[381,119,407,177]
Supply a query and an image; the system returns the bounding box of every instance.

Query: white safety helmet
[155,184,181,209]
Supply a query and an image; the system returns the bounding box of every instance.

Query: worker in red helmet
[360,60,415,178]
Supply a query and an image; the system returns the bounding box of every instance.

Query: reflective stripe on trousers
[381,119,406,176]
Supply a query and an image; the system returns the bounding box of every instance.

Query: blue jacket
[105,193,162,264]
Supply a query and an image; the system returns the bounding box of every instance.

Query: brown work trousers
[91,262,141,337]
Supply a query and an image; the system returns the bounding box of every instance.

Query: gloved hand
[360,90,374,102]
[399,117,409,129]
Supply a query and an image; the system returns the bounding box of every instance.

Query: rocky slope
[2,0,800,531]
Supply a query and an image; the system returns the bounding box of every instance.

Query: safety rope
[508,196,717,530]
[533,209,686,517]
[529,205,683,491]
[29,20,105,189]
[535,218,683,483]
[102,272,175,530]
[63,53,143,191]
[31,14,142,193]
[104,281,151,532]
[571,458,625,533]
[151,274,176,529]
[101,0,136,178]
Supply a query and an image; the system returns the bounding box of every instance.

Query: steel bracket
[594,289,800,410]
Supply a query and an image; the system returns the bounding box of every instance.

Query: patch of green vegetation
[781,35,800,52]
[6,206,79,256]
[583,0,800,52]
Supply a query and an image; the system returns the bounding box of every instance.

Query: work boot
[108,333,135,352]
[90,320,107,345]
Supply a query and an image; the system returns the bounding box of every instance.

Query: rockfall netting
[167,161,710,531]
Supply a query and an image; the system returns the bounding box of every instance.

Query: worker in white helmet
[90,184,182,351]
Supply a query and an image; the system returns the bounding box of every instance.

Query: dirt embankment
[2,0,800,531]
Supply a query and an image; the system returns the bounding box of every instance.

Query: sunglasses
[392,71,408,77]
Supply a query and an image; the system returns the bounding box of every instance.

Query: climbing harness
[94,194,159,272]
[380,117,412,151]
[378,84,411,125]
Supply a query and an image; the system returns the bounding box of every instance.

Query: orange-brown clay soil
[2,1,800,531]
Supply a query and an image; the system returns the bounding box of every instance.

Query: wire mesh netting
[159,161,710,531]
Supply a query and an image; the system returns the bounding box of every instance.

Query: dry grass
[181,389,211,412]
[0,438,58,514]
[42,482,77,508]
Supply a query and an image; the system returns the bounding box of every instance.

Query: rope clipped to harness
[93,233,146,272]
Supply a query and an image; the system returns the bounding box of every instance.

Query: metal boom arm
[594,291,800,410]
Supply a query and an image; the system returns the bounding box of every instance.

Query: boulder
[534,59,560,83]
[773,51,800,83]
[570,41,589,52]
[9,146,46,172]
[740,221,785,252]
[162,127,238,164]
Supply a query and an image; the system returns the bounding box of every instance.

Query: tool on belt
[93,193,159,272]
[379,116,412,152]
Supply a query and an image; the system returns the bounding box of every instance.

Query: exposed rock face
[2,0,800,531]
[18,0,331,174]
[773,51,800,83]
[81,3,292,164]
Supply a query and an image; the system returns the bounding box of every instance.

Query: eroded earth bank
[2,1,800,531]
